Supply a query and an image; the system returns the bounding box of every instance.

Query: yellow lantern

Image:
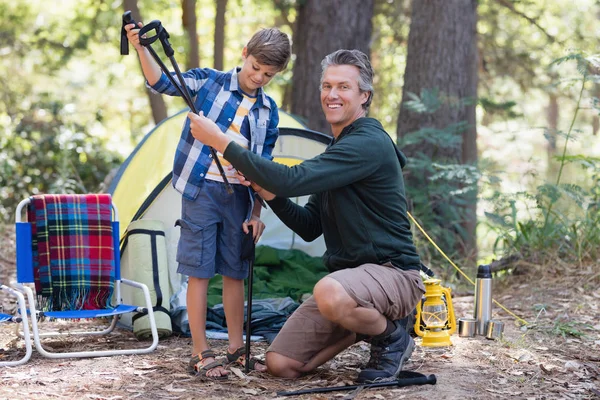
[414,278,456,347]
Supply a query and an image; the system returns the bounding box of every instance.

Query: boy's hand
[125,22,145,51]
[188,112,232,153]
[243,215,265,243]
[235,170,276,201]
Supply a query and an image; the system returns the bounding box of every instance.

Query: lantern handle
[414,298,425,337]
[441,286,457,334]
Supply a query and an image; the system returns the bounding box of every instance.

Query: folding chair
[0,284,32,366]
[13,194,159,359]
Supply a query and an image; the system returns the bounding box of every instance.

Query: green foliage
[0,96,122,222]
[551,320,591,339]
[0,0,125,222]
[398,90,479,266]
[478,97,522,119]
[404,89,443,114]
[484,53,600,264]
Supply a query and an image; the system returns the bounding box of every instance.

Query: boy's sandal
[188,349,229,381]
[226,346,266,371]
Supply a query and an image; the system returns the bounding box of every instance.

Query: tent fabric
[109,109,332,336]
[174,246,329,340]
[108,109,310,239]
[207,245,329,307]
[119,219,172,339]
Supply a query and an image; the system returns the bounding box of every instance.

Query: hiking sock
[372,319,396,340]
[355,333,369,343]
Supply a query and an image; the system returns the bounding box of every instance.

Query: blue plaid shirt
[149,67,279,201]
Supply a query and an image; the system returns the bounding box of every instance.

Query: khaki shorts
[267,263,425,364]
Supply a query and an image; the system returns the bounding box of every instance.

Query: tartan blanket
[28,194,115,311]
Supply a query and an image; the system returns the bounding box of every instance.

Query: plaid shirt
[149,67,279,201]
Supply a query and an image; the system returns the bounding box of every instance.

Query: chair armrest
[120,278,149,291]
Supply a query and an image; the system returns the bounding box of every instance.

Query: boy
[125,23,291,380]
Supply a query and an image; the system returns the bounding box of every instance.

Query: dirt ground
[1,225,599,400]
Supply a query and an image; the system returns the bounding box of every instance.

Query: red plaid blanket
[28,194,115,311]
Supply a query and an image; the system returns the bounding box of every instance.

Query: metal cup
[458,317,477,337]
[485,320,504,340]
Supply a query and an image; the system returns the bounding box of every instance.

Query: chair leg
[0,285,32,366]
[13,281,159,359]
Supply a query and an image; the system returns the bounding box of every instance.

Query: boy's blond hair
[246,28,291,71]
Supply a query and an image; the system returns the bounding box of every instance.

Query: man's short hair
[246,28,292,71]
[320,49,374,110]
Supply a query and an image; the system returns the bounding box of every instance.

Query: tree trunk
[291,0,374,134]
[182,0,200,69]
[123,0,168,124]
[272,0,298,112]
[397,0,478,258]
[213,0,228,70]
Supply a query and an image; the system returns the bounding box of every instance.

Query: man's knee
[313,277,355,323]
[265,351,304,378]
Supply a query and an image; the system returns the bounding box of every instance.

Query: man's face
[238,48,280,96]
[320,65,369,135]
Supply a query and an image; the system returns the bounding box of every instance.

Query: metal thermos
[474,264,492,335]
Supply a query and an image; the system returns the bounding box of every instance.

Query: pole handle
[138,20,164,47]
[120,11,136,55]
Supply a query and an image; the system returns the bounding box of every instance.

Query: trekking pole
[244,226,255,373]
[121,12,233,194]
[276,371,436,396]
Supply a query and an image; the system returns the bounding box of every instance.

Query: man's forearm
[268,197,322,242]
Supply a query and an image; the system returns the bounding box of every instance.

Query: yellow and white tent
[108,109,330,334]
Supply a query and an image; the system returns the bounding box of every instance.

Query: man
[187,49,425,383]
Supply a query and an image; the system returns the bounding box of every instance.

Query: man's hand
[243,215,265,243]
[235,170,276,201]
[188,112,232,153]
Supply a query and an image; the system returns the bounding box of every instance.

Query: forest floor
[0,225,599,400]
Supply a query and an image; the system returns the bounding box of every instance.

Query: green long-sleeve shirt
[223,117,421,272]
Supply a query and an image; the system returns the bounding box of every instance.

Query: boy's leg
[187,277,211,355]
[176,185,227,378]
[214,183,268,370]
[222,276,268,372]
[221,276,244,351]
[185,278,228,378]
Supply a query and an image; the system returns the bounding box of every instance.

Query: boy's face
[238,47,280,95]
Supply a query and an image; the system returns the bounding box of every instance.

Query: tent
[108,109,331,334]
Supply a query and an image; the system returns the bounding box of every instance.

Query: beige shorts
[267,263,425,364]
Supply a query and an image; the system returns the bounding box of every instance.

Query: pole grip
[120,11,136,55]
[138,20,164,47]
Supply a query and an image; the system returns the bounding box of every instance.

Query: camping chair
[13,194,159,359]
[0,284,32,366]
